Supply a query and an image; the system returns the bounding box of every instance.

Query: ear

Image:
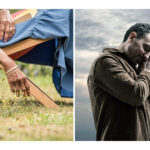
[128,32,137,42]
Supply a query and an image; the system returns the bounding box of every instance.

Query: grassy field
[0,66,73,141]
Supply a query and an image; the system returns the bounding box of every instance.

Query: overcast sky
[75,9,150,141]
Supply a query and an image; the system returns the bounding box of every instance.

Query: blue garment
[0,9,73,98]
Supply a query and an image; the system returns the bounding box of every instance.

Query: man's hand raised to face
[137,59,150,74]
[145,60,150,73]
[0,9,15,42]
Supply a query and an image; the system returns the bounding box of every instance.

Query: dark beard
[136,61,147,75]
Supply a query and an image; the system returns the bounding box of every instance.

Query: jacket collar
[103,48,124,54]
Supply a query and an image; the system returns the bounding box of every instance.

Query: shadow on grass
[0,99,73,107]
[0,99,43,107]
[55,100,73,107]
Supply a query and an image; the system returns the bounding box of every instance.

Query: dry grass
[0,69,73,141]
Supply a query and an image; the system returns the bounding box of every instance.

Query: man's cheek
[146,61,150,70]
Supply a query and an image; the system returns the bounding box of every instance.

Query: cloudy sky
[75,9,150,141]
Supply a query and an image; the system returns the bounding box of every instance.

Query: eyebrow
[143,43,150,52]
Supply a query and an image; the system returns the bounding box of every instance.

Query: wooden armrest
[14,13,32,24]
[2,38,51,56]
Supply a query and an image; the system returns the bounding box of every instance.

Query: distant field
[0,67,73,141]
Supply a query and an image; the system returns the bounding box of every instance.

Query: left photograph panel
[0,9,73,140]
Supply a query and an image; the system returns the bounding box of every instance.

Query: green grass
[0,68,73,141]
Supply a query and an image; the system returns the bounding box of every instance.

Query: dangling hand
[0,49,30,97]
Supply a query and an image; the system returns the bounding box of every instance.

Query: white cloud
[75,50,99,74]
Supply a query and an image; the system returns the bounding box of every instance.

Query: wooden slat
[14,13,32,24]
[2,38,51,55]
[27,78,59,108]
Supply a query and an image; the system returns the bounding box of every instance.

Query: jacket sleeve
[93,56,150,106]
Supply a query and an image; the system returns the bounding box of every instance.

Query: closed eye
[143,43,150,52]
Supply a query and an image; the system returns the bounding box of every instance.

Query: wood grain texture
[14,13,32,24]
[27,78,59,108]
[2,38,51,55]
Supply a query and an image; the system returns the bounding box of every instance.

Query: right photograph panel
[75,9,150,141]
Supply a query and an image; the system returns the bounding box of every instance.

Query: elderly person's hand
[0,49,30,97]
[0,9,15,42]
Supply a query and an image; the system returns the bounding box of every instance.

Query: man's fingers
[24,78,30,96]
[20,79,27,97]
[0,23,4,40]
[8,21,15,40]
[10,81,16,93]
[15,82,20,97]
[8,25,13,41]
[4,22,10,42]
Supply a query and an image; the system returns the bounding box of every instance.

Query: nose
[143,52,150,61]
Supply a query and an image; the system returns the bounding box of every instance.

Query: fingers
[137,61,147,74]
[15,79,21,97]
[0,22,4,40]
[0,10,16,42]
[20,78,30,97]
[10,80,15,93]
[4,22,10,42]
[10,20,15,39]
[24,78,30,96]
[0,21,15,42]
[8,19,15,41]
[3,21,15,42]
[7,70,30,97]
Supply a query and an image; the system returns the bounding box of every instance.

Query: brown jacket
[87,48,150,141]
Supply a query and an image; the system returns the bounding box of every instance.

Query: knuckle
[10,79,15,84]
[22,77,26,81]
[5,30,9,34]
[21,77,25,81]
[18,76,26,82]
[26,85,30,89]
[9,81,14,84]
[13,79,17,83]
[17,78,21,82]
[18,77,22,81]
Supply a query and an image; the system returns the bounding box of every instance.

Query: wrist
[0,49,16,72]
